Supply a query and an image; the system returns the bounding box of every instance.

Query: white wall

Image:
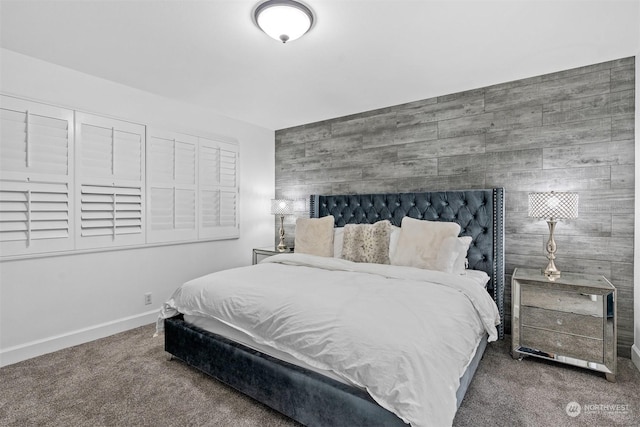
[0,49,276,366]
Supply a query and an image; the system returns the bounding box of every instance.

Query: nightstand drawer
[521,286,602,317]
[521,327,603,363]
[521,306,603,339]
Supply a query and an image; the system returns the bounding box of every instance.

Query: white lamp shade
[270,199,294,215]
[255,0,313,43]
[528,191,578,219]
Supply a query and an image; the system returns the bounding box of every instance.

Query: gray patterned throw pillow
[341,220,392,264]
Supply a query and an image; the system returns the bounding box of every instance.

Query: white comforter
[158,253,500,427]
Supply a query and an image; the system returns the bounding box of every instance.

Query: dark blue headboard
[310,189,505,339]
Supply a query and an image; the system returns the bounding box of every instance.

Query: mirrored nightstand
[511,267,617,381]
[252,247,294,265]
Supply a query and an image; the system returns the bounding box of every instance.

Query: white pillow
[333,227,344,258]
[435,236,473,273]
[452,236,473,273]
[388,225,401,260]
[463,269,490,288]
[294,216,335,257]
[390,217,461,270]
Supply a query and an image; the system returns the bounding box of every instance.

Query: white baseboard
[0,310,158,367]
[632,344,640,373]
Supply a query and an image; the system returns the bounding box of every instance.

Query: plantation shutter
[75,113,145,249]
[146,129,197,243]
[198,137,239,239]
[0,95,75,256]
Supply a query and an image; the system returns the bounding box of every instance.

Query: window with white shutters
[75,113,145,249]
[0,95,75,256]
[146,129,197,243]
[198,137,239,239]
[1,94,241,258]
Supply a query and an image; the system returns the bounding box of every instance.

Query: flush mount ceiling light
[254,0,314,43]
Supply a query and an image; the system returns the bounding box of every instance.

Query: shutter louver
[0,181,70,242]
[199,145,220,185]
[114,130,142,181]
[80,185,142,238]
[201,190,219,228]
[175,141,196,185]
[0,96,74,257]
[80,123,142,181]
[219,190,237,227]
[76,113,145,249]
[150,187,174,231]
[146,129,197,243]
[1,108,70,177]
[220,149,237,188]
[80,124,114,178]
[175,189,196,230]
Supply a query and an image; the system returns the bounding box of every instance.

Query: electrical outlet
[144,292,152,305]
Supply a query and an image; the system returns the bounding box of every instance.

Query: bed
[158,189,505,427]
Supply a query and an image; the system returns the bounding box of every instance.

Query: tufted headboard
[310,189,505,339]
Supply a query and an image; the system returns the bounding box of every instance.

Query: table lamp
[271,199,294,252]
[528,191,578,278]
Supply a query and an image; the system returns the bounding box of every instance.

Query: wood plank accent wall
[275,57,635,357]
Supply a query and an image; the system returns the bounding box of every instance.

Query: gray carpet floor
[0,324,638,426]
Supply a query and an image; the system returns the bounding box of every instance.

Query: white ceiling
[1,0,638,131]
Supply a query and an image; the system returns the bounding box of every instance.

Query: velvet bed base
[165,315,488,426]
